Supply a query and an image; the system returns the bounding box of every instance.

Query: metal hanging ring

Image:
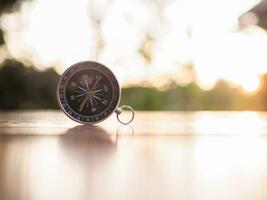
[116,105,135,125]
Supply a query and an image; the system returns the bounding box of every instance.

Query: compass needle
[79,94,90,111]
[91,78,101,90]
[89,97,94,107]
[85,80,89,89]
[94,83,102,90]
[77,85,86,92]
[76,93,85,98]
[92,97,98,105]
[93,95,101,101]
[93,89,103,94]
[75,90,84,93]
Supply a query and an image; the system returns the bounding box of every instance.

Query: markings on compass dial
[102,99,108,105]
[88,76,93,88]
[71,81,87,92]
[63,66,120,124]
[104,85,108,92]
[70,95,75,100]
[82,74,89,88]
[69,72,108,113]
[82,74,88,79]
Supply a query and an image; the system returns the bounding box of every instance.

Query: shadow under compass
[59,125,117,157]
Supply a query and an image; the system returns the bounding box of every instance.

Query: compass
[57,61,134,125]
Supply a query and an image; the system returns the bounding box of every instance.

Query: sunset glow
[1,0,266,92]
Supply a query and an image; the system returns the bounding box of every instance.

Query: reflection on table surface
[0,111,267,200]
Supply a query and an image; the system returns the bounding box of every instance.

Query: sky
[1,0,267,92]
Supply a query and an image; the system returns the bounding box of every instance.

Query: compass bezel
[57,61,121,124]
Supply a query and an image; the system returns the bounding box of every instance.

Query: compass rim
[57,61,121,124]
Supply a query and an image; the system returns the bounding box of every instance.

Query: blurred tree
[0,60,265,111]
[0,0,29,46]
[0,0,23,13]
[0,59,27,109]
[0,59,59,109]
[0,28,4,46]
[138,34,155,64]
[202,80,239,110]
[120,76,267,111]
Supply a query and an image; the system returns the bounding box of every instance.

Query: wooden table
[0,111,267,200]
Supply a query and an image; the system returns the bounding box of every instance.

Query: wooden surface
[0,111,267,200]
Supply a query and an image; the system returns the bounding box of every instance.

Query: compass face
[57,61,120,124]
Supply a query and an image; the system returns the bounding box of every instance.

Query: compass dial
[57,61,120,124]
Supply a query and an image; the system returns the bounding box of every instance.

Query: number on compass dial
[65,69,112,116]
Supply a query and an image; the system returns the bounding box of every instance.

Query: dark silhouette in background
[0,0,30,46]
[121,78,264,111]
[0,58,266,111]
[0,59,59,109]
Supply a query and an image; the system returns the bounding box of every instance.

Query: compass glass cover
[57,61,120,124]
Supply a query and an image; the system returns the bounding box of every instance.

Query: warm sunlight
[241,76,260,93]
[1,0,266,92]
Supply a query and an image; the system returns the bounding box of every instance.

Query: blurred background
[0,0,267,110]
